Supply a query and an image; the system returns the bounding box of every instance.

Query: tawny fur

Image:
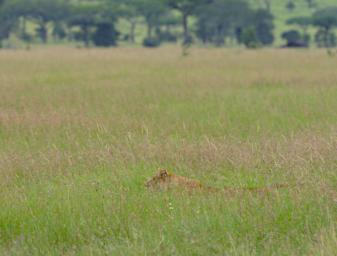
[145,169,289,194]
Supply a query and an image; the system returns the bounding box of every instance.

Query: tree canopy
[0,0,337,49]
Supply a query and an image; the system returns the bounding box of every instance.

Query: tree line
[0,0,336,49]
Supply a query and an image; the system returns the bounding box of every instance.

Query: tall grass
[0,47,336,255]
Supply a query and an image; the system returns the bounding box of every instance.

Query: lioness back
[145,169,217,191]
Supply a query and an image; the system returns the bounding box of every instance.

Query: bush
[281,30,310,48]
[157,31,177,43]
[52,23,67,40]
[142,37,161,48]
[282,30,301,42]
[315,29,337,48]
[92,22,119,47]
[241,27,260,48]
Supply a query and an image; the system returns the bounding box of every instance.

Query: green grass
[0,47,336,255]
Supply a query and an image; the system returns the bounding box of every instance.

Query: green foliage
[142,36,161,47]
[312,7,337,48]
[252,9,274,46]
[0,0,337,48]
[240,27,260,48]
[315,28,336,48]
[305,0,316,8]
[287,16,312,28]
[92,22,119,47]
[286,1,296,12]
[52,22,67,40]
[281,29,310,47]
[195,0,251,46]
[282,30,301,43]
[167,0,212,44]
[313,6,337,30]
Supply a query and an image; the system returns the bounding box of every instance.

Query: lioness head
[145,169,170,189]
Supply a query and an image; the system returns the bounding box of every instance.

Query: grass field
[0,47,337,255]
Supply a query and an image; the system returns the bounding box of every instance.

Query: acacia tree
[286,16,312,45]
[113,0,141,44]
[312,7,337,48]
[287,16,312,34]
[195,0,251,46]
[137,0,167,39]
[0,0,26,46]
[166,0,212,44]
[68,5,101,47]
[21,0,70,43]
[305,0,316,9]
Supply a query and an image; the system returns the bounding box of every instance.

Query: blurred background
[0,0,336,50]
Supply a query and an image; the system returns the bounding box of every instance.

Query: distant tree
[315,29,336,48]
[23,0,70,43]
[252,9,274,45]
[156,13,179,42]
[281,30,308,47]
[0,0,23,46]
[255,0,272,12]
[287,16,312,33]
[195,0,251,46]
[142,37,161,47]
[286,1,296,12]
[52,22,67,41]
[113,0,141,44]
[68,5,100,47]
[286,16,312,45]
[240,27,260,48]
[305,0,316,9]
[166,0,212,44]
[92,22,119,47]
[137,0,167,39]
[312,7,337,48]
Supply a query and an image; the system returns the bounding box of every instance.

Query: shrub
[142,37,161,48]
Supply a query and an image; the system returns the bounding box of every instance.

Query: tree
[113,0,140,44]
[257,0,272,12]
[305,0,316,9]
[195,0,251,46]
[286,1,295,12]
[240,27,260,48]
[252,9,274,45]
[156,12,179,43]
[92,22,119,47]
[68,5,101,47]
[23,0,70,43]
[0,0,23,46]
[312,7,337,48]
[281,30,308,47]
[287,16,312,33]
[166,0,212,44]
[137,0,167,39]
[286,16,312,46]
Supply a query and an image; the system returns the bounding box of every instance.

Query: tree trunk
[147,23,153,38]
[21,17,27,35]
[182,13,189,44]
[130,20,136,43]
[39,22,48,44]
[83,25,90,47]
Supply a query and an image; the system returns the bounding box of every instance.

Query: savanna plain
[0,47,336,255]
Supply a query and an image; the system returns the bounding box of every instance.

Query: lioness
[145,169,288,194]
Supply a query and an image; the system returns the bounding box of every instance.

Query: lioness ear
[159,169,168,177]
